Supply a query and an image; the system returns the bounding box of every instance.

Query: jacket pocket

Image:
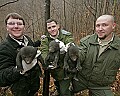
[102,69,117,85]
[89,69,117,86]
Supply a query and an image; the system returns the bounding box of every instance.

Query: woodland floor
[1,71,120,96]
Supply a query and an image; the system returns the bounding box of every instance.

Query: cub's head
[68,44,79,61]
[49,40,60,52]
[20,46,37,64]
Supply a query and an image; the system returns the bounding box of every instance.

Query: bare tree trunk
[93,0,97,33]
[63,0,66,28]
[112,0,117,15]
[102,0,107,14]
[44,0,51,35]
[43,0,50,96]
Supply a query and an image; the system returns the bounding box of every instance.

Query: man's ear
[34,47,38,52]
[57,24,60,29]
[23,27,26,32]
[112,23,116,29]
[6,27,8,31]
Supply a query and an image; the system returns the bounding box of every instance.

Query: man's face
[47,21,60,37]
[95,16,116,40]
[6,17,25,39]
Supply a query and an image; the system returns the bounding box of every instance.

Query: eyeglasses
[7,22,24,26]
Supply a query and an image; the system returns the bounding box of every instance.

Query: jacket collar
[9,34,28,46]
[89,33,120,50]
[47,29,64,41]
[6,35,27,50]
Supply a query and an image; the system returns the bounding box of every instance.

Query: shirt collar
[98,33,114,46]
[9,34,28,46]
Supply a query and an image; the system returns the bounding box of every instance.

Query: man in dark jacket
[73,15,120,96]
[0,13,41,96]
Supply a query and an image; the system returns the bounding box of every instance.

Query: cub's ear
[34,46,38,49]
[34,47,38,51]
[69,43,75,47]
[34,40,41,47]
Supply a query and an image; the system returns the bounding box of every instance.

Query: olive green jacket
[78,33,120,86]
[40,29,74,80]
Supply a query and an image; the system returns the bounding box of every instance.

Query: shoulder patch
[61,30,71,35]
[41,35,47,40]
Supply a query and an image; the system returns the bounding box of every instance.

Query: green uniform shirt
[40,29,74,80]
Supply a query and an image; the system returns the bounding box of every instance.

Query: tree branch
[0,0,19,8]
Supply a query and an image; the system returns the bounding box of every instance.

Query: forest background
[1,0,120,96]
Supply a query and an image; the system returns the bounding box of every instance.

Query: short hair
[46,18,58,24]
[97,15,115,23]
[5,12,25,25]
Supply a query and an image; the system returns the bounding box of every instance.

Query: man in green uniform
[73,15,120,96]
[40,18,74,96]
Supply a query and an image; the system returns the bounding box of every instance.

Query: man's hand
[55,39,66,54]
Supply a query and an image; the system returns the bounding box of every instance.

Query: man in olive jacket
[73,15,120,96]
[40,19,74,96]
[0,13,41,96]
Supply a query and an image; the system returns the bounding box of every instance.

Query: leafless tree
[0,0,19,8]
